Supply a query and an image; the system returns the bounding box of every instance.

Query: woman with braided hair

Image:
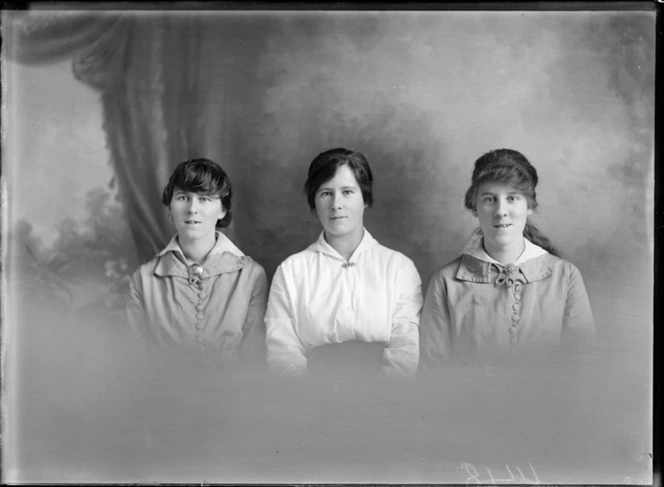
[420,149,595,369]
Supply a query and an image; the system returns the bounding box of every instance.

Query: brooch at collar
[188,263,204,285]
[494,264,523,288]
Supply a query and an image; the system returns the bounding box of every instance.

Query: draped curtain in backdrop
[4,11,235,262]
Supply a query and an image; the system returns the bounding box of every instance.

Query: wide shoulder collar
[154,232,247,278]
[455,253,557,283]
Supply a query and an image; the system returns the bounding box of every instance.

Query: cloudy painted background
[2,9,654,484]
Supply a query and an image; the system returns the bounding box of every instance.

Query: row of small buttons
[189,264,206,352]
[509,281,523,347]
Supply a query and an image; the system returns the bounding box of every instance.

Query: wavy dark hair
[162,158,233,228]
[464,148,561,257]
[304,147,374,210]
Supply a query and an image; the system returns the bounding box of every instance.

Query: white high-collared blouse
[265,229,423,378]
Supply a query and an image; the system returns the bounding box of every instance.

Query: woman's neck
[325,228,364,262]
[483,237,526,265]
[178,233,217,264]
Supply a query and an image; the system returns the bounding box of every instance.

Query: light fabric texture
[265,229,422,378]
[420,234,596,368]
[127,231,268,364]
[461,228,548,266]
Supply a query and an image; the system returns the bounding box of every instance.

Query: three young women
[126,149,595,372]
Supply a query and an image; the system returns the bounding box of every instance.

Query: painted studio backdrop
[2,9,654,484]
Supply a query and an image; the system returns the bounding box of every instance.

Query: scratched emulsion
[4,10,653,484]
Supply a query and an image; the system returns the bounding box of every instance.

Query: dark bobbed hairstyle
[464,148,561,257]
[162,158,233,228]
[304,147,374,210]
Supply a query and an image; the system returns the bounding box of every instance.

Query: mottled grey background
[2,10,654,484]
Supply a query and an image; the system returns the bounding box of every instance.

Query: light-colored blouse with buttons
[127,232,268,363]
[265,229,423,378]
[420,233,596,368]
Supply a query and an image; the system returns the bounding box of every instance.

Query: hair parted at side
[464,148,561,257]
[304,147,374,210]
[162,158,233,228]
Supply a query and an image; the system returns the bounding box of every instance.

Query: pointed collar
[309,228,378,262]
[158,231,245,259]
[154,231,246,278]
[456,230,554,284]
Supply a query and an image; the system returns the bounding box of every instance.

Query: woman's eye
[343,190,353,195]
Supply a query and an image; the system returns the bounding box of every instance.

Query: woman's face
[169,189,226,242]
[314,164,366,242]
[473,181,532,249]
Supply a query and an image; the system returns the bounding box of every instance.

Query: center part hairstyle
[464,148,561,257]
[304,147,374,209]
[162,158,233,228]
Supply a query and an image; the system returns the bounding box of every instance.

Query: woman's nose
[330,193,342,209]
[495,200,508,217]
[188,200,199,213]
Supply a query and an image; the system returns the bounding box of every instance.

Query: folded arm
[419,273,453,371]
[265,265,308,377]
[383,260,423,379]
[240,265,269,367]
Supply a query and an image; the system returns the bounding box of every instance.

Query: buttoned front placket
[509,280,523,350]
[188,263,207,355]
[493,264,525,352]
[338,260,358,342]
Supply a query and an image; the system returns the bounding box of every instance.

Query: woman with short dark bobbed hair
[127,158,268,365]
[420,149,595,368]
[265,148,423,378]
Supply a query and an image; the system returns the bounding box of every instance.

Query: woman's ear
[471,207,478,217]
[218,204,227,221]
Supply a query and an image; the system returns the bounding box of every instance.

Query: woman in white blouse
[265,148,423,378]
